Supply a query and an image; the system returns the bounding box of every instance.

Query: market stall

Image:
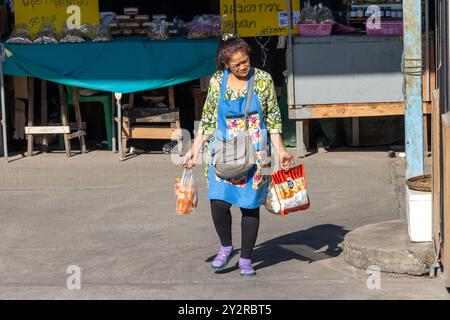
[285,0,433,160]
[0,1,220,161]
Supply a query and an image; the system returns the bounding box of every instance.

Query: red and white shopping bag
[265,164,310,216]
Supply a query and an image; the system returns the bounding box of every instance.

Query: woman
[183,36,294,276]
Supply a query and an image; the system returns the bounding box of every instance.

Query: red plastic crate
[298,23,333,36]
[365,20,403,36]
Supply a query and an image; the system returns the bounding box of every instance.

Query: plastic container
[406,186,432,242]
[366,20,403,36]
[298,23,333,36]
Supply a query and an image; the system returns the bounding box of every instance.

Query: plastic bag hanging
[299,1,317,24]
[175,168,198,215]
[315,3,335,24]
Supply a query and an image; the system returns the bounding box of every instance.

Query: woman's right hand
[182,148,196,169]
[182,133,209,169]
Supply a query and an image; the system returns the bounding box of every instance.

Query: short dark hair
[216,37,251,71]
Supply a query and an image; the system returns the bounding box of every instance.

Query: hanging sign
[14,0,99,35]
[220,0,301,37]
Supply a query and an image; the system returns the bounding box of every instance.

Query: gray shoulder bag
[213,74,257,180]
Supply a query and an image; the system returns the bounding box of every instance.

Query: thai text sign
[220,0,300,37]
[14,0,99,35]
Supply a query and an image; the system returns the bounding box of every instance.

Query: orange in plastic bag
[175,169,198,215]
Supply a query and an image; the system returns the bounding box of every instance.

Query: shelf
[348,2,403,9]
[347,1,402,4]
[350,4,403,9]
[348,17,403,20]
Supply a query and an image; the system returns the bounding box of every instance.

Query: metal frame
[286,0,307,158]
[286,0,295,108]
[114,93,123,160]
[0,42,8,163]
[425,0,430,102]
[286,0,425,159]
[435,0,450,288]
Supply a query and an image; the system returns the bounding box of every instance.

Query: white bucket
[406,187,432,242]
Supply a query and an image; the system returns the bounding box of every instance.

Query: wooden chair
[58,86,113,151]
[24,79,86,157]
[120,86,183,159]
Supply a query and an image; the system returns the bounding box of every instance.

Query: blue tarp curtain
[3,36,219,93]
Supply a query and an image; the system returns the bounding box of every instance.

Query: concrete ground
[0,148,449,299]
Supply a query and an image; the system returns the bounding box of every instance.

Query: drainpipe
[403,0,424,178]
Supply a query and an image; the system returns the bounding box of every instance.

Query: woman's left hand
[279,148,295,172]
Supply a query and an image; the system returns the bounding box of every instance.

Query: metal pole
[233,0,237,36]
[447,0,450,114]
[425,0,430,102]
[286,0,295,108]
[286,0,306,158]
[403,0,424,178]
[115,93,123,160]
[0,43,8,163]
[111,93,117,153]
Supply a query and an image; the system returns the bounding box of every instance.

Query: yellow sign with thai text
[14,0,99,35]
[220,0,300,37]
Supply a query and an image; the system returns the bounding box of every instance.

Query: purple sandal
[239,258,256,276]
[211,246,236,271]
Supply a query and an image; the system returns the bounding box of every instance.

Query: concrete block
[343,220,434,276]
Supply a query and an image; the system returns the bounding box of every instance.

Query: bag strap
[244,70,255,129]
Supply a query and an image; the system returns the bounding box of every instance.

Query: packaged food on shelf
[116,15,132,22]
[298,2,335,36]
[186,15,221,39]
[299,1,316,24]
[92,25,112,42]
[148,15,170,40]
[7,24,33,44]
[121,21,140,29]
[315,3,335,24]
[142,22,152,29]
[135,15,150,22]
[134,28,148,35]
[124,7,139,15]
[299,1,335,25]
[34,23,58,44]
[109,22,119,30]
[111,29,122,36]
[60,25,86,43]
[385,8,392,17]
[122,29,134,36]
[169,17,188,35]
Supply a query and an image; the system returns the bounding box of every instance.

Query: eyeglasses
[229,57,250,69]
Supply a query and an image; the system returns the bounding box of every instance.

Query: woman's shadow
[206,224,349,273]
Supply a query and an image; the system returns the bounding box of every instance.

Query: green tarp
[3,36,219,93]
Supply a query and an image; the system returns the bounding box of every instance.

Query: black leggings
[210,200,260,260]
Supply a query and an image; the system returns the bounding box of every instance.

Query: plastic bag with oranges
[175,169,198,215]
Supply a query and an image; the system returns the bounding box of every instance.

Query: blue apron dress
[208,68,270,209]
